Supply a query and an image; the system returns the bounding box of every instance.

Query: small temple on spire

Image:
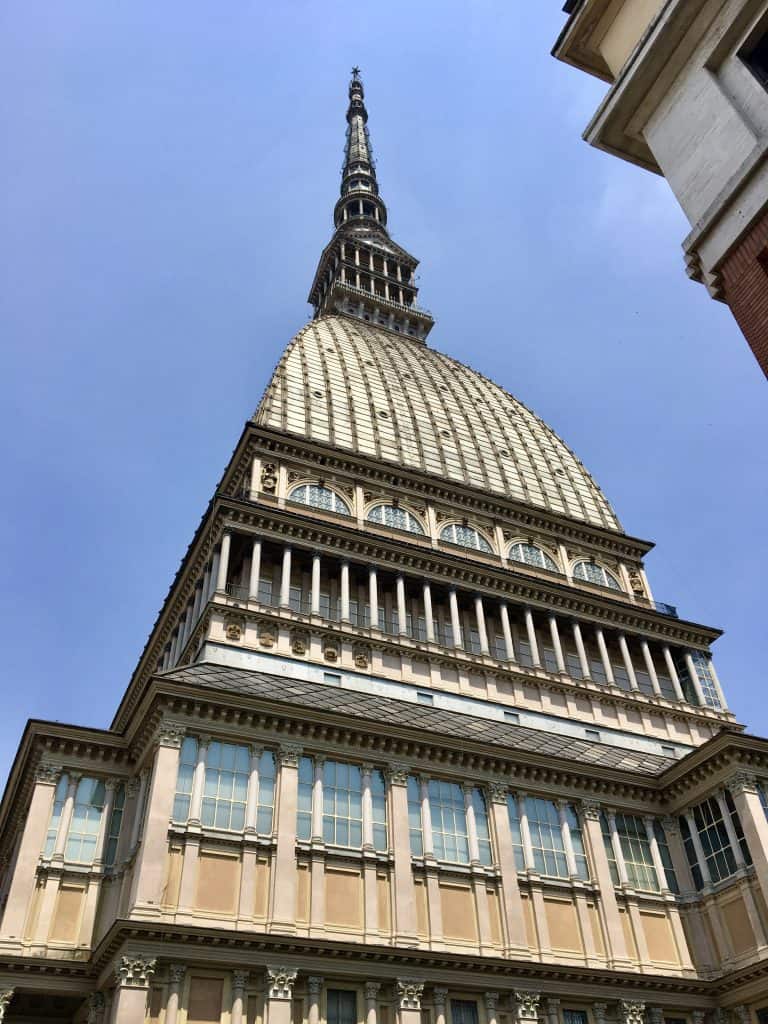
[308,69,434,341]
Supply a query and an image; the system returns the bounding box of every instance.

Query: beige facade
[0,66,767,1024]
[553,0,768,376]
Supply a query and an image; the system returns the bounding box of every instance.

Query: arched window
[573,560,621,591]
[509,542,558,573]
[439,523,493,553]
[367,504,425,535]
[289,483,350,516]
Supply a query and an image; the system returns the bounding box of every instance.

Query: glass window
[173,735,199,823]
[509,542,558,573]
[724,789,752,866]
[297,756,314,840]
[105,783,126,868]
[439,523,493,553]
[653,820,679,894]
[506,795,527,871]
[407,775,424,856]
[692,796,737,883]
[201,741,250,831]
[451,1002,479,1024]
[526,796,569,877]
[429,779,469,863]
[572,561,621,591]
[253,750,276,835]
[566,804,589,880]
[323,760,363,848]
[563,1013,588,1024]
[371,768,388,852]
[601,812,659,891]
[289,483,350,516]
[327,991,357,1024]
[367,504,425,534]
[473,789,493,866]
[44,775,69,858]
[687,651,722,712]
[65,778,106,863]
[679,814,704,891]
[759,782,768,821]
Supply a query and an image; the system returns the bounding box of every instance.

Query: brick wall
[720,207,768,379]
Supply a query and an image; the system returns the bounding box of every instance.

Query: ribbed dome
[255,315,620,532]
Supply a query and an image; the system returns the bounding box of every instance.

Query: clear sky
[1,2,766,782]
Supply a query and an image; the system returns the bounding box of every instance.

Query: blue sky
[1,2,766,781]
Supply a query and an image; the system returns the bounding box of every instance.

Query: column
[475,596,490,656]
[310,553,321,615]
[640,640,662,697]
[557,801,578,878]
[662,646,685,700]
[86,994,105,1024]
[499,603,516,662]
[231,972,248,1024]
[93,780,117,867]
[423,582,435,643]
[361,765,375,850]
[543,999,560,1024]
[128,770,149,852]
[369,567,380,629]
[111,956,156,1024]
[244,745,263,834]
[684,810,711,886]
[485,993,500,1024]
[311,758,324,842]
[464,785,481,863]
[618,635,639,691]
[279,546,292,609]
[595,628,615,685]
[419,777,434,857]
[340,561,351,623]
[707,657,729,710]
[364,982,379,1024]
[488,784,529,955]
[643,817,668,891]
[728,772,768,913]
[208,551,220,600]
[395,981,424,1024]
[271,746,302,933]
[129,723,184,914]
[524,608,541,668]
[215,533,231,593]
[396,575,408,636]
[0,764,60,940]
[386,764,418,944]
[433,988,448,1024]
[660,816,696,894]
[449,588,462,648]
[580,801,630,965]
[548,614,566,673]
[187,736,210,827]
[684,652,707,706]
[571,621,591,680]
[306,978,323,1024]
[52,773,80,861]
[606,812,630,885]
[265,968,298,1024]
[191,583,203,628]
[248,538,262,601]
[165,966,186,1024]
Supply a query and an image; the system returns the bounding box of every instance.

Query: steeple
[308,69,434,342]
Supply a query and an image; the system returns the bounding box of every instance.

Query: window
[201,741,250,831]
[254,750,277,834]
[759,782,768,821]
[417,692,434,706]
[506,795,526,871]
[741,28,768,90]
[691,796,737,883]
[451,1002,479,1024]
[572,560,621,591]
[65,778,106,863]
[724,788,752,866]
[327,991,357,1024]
[679,815,704,891]
[407,775,424,856]
[44,775,69,858]
[472,789,493,866]
[323,760,363,848]
[601,812,659,891]
[297,756,314,840]
[563,1013,588,1024]
[509,542,558,573]
[439,523,493,553]
[367,504,425,534]
[508,796,588,880]
[288,483,350,516]
[653,820,679,894]
[173,735,199,823]
[371,769,388,852]
[429,779,470,863]
[105,783,126,868]
[687,650,722,712]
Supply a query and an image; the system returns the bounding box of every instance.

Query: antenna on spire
[351,65,361,78]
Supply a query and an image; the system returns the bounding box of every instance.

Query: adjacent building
[554,1,768,376]
[1,68,768,1024]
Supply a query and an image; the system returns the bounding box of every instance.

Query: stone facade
[0,67,767,1024]
[554,0,768,377]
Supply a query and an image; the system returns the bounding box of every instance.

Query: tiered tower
[1,70,768,1024]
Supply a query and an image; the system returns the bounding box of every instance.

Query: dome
[254,315,620,532]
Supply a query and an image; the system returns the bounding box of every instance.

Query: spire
[308,69,434,342]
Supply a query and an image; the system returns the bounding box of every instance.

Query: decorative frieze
[266,967,298,1000]
[115,956,157,988]
[396,980,425,1011]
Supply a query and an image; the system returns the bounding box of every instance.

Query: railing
[225,583,250,602]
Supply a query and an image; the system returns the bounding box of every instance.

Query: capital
[34,762,62,785]
[660,815,680,837]
[727,770,758,796]
[86,993,105,1024]
[580,799,601,821]
[433,988,449,1008]
[114,956,156,989]
[648,1009,664,1024]
[364,982,380,1002]
[488,781,508,804]
[386,762,411,786]
[0,992,13,1022]
[513,992,541,1022]
[592,1005,608,1024]
[278,745,303,768]
[618,1003,645,1024]
[267,967,298,1000]
[308,977,324,998]
[232,971,249,993]
[157,720,186,749]
[396,980,425,1011]
[168,965,187,987]
[484,993,500,1015]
